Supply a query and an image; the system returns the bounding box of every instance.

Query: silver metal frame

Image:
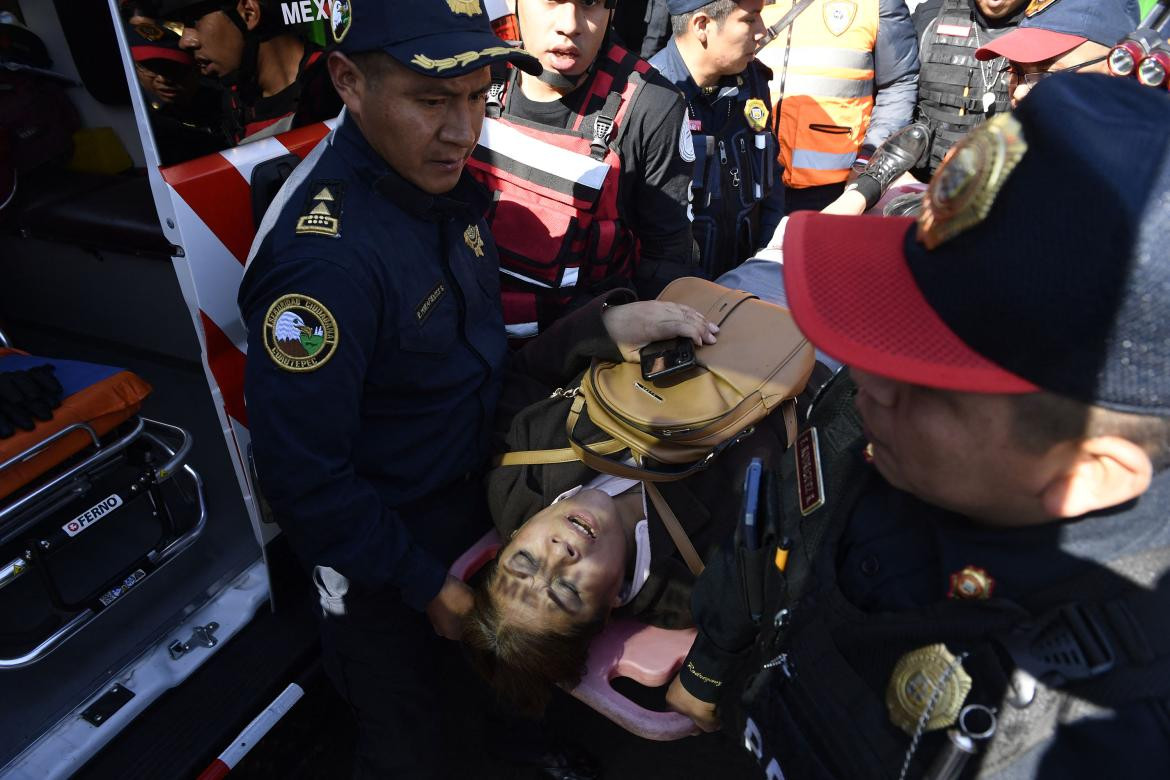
[0,417,207,669]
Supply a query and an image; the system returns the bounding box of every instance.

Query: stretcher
[451,531,700,741]
[0,347,206,670]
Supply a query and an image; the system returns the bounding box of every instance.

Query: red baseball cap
[782,213,1038,394]
[974,28,1085,64]
[975,0,1139,64]
[781,74,1170,412]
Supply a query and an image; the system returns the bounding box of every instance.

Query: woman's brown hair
[461,559,608,716]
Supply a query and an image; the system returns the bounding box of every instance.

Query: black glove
[680,466,787,703]
[0,365,64,439]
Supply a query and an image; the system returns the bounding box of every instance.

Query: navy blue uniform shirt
[238,112,507,611]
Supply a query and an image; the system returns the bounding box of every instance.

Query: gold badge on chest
[464,224,485,258]
[744,98,770,132]
[886,644,973,735]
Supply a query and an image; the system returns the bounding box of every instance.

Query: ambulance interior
[0,2,311,776]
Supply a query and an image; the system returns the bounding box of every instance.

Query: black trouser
[783,182,846,215]
[318,586,453,779]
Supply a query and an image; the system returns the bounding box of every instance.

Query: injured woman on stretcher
[461,285,826,716]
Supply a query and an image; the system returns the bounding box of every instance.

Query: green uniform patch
[296,181,344,238]
[263,294,340,372]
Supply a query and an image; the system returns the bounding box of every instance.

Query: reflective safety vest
[757,0,878,189]
[467,44,649,340]
[916,0,1014,175]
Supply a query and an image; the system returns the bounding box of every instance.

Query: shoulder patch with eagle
[263,294,340,372]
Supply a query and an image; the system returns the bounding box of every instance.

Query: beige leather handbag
[501,277,815,482]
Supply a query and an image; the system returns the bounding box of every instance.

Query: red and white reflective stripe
[159,119,336,429]
[194,682,305,780]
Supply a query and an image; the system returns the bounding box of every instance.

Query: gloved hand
[0,364,64,439]
[677,466,787,704]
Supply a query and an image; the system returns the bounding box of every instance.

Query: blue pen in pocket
[742,458,763,551]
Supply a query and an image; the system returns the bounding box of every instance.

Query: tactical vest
[726,372,1170,779]
[916,0,1013,175]
[467,44,648,341]
[687,62,778,279]
[757,0,879,189]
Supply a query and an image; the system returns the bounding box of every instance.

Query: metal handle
[0,417,144,529]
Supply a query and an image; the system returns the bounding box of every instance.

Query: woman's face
[490,489,630,634]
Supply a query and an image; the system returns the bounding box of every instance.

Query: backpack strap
[995,544,1170,706]
[564,395,756,482]
[485,62,509,119]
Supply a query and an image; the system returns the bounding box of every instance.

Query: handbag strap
[644,481,705,576]
[493,436,627,467]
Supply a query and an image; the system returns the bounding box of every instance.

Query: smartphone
[639,338,696,381]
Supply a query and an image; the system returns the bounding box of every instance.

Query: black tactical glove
[679,466,786,703]
[0,365,64,439]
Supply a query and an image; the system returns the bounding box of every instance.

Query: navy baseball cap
[782,74,1170,414]
[975,0,1139,63]
[330,0,541,77]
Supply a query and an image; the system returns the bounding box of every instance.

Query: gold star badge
[887,644,972,735]
[464,224,485,258]
[917,113,1027,250]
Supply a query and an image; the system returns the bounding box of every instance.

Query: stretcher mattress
[0,349,152,502]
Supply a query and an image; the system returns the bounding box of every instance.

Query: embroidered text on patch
[263,294,340,372]
[416,281,447,323]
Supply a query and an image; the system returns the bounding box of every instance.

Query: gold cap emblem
[447,0,483,17]
[886,644,973,735]
[917,113,1027,250]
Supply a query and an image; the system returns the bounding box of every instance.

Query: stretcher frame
[0,415,207,669]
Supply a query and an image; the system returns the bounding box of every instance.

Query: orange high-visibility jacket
[758,0,879,189]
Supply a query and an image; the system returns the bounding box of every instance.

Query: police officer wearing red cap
[123,14,227,163]
[668,74,1170,778]
[238,2,540,776]
[974,0,1139,107]
[649,0,779,278]
[468,0,696,341]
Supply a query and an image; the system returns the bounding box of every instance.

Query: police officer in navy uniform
[237,1,539,776]
[650,0,778,278]
[667,74,1170,779]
